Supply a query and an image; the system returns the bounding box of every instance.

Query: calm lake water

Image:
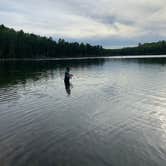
[0,58,166,166]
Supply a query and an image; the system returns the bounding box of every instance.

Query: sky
[0,0,166,48]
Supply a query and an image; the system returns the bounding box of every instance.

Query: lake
[0,57,166,166]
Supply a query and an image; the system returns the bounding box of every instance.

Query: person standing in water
[64,67,73,85]
[64,67,73,95]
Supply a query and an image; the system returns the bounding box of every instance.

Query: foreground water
[0,58,166,166]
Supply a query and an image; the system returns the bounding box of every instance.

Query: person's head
[66,67,70,72]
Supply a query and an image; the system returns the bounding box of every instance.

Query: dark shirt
[64,71,70,82]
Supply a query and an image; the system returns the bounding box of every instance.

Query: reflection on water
[0,58,166,166]
[64,82,73,95]
[0,59,105,87]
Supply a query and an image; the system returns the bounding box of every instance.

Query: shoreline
[1,55,166,61]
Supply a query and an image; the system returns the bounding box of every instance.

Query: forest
[0,24,166,59]
[0,25,103,58]
[107,41,166,56]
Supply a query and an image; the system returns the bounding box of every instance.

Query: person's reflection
[64,67,73,95]
[64,82,73,95]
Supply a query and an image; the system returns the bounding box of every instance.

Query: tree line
[1,24,166,59]
[0,25,104,59]
[105,41,166,56]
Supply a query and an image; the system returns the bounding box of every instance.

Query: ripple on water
[0,59,166,166]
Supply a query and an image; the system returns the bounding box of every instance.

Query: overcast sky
[0,0,166,48]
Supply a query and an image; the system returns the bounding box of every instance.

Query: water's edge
[1,55,166,61]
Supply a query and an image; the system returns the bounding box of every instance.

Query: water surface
[0,58,166,166]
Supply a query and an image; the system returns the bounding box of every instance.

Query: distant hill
[0,25,103,59]
[0,24,166,59]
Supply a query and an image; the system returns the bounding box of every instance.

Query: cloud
[0,0,166,48]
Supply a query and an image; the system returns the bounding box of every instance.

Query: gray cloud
[0,0,166,48]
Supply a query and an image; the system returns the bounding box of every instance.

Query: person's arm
[69,74,73,78]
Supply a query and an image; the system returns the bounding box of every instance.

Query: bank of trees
[1,24,166,58]
[106,41,166,56]
[0,25,103,58]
